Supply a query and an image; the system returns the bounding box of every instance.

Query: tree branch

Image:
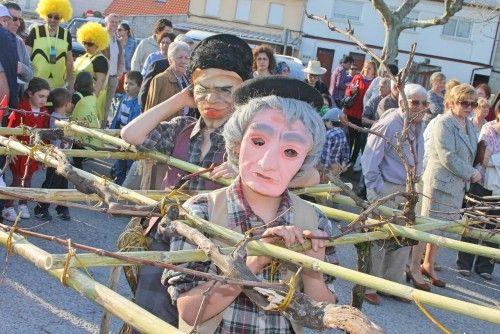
[401,0,464,30]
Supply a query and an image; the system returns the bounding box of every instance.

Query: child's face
[29,89,50,108]
[124,78,140,98]
[325,120,334,129]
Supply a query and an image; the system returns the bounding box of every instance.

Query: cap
[322,108,344,122]
[0,5,12,19]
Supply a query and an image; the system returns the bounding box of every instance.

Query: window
[442,18,472,39]
[333,0,362,22]
[268,3,284,26]
[205,0,220,17]
[235,0,251,21]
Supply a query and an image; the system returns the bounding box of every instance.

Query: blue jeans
[114,159,133,185]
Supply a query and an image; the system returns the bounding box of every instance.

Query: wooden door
[316,48,335,90]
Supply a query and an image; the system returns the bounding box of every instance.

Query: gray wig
[224,95,326,180]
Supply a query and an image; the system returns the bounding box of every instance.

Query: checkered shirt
[162,179,336,333]
[137,116,226,190]
[320,127,350,167]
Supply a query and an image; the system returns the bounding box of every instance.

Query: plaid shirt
[320,127,350,167]
[162,179,336,334]
[138,116,226,190]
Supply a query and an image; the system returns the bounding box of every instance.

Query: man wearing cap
[0,4,19,111]
[121,34,253,328]
[320,108,350,178]
[303,60,329,96]
[161,76,337,333]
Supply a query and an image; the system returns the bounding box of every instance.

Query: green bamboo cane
[0,148,151,160]
[0,126,121,137]
[0,230,182,334]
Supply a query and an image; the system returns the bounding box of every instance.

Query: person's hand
[350,84,359,93]
[341,162,350,173]
[302,229,327,259]
[471,169,482,183]
[209,162,237,179]
[179,86,197,109]
[261,225,305,247]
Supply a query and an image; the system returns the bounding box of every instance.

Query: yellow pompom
[36,0,73,22]
[76,22,110,51]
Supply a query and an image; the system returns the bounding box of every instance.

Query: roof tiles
[105,0,189,16]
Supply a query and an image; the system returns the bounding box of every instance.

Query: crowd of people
[0,0,499,330]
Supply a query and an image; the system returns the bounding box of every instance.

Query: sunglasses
[11,16,21,22]
[457,100,478,109]
[409,99,429,107]
[47,14,61,20]
[82,41,95,47]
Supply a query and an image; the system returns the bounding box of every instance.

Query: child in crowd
[319,108,350,181]
[2,77,51,222]
[34,88,73,221]
[71,71,100,169]
[110,71,143,185]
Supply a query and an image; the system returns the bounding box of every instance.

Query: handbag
[340,77,360,108]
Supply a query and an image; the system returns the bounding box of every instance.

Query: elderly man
[362,77,391,126]
[121,34,252,329]
[3,2,33,86]
[162,77,337,333]
[377,79,399,118]
[102,13,124,127]
[361,83,427,305]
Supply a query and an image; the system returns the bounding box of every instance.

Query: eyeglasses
[47,14,61,21]
[457,100,478,109]
[117,28,124,31]
[174,55,191,61]
[193,85,233,101]
[82,41,95,47]
[409,99,429,108]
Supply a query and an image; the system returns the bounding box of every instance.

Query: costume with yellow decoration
[74,22,110,125]
[26,0,73,89]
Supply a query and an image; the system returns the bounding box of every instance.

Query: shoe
[34,210,52,221]
[0,176,6,187]
[405,270,431,291]
[364,292,380,305]
[478,273,492,280]
[2,207,18,222]
[56,207,71,221]
[457,269,471,277]
[421,267,446,288]
[18,204,30,219]
[352,161,362,172]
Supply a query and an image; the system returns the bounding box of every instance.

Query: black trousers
[347,116,365,165]
[37,167,68,212]
[456,183,498,274]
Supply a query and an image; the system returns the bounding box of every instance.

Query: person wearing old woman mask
[121,34,253,328]
[25,0,73,90]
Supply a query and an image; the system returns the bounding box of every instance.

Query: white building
[18,0,114,17]
[302,0,499,90]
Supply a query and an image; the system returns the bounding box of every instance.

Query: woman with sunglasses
[418,84,480,288]
[74,22,110,125]
[25,0,73,90]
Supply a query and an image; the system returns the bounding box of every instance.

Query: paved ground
[0,161,498,333]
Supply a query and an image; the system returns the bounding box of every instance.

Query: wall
[18,0,114,16]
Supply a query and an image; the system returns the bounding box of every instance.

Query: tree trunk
[382,24,402,64]
[351,241,372,309]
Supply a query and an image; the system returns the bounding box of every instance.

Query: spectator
[144,41,191,112]
[141,32,176,76]
[275,61,290,77]
[121,34,252,329]
[3,2,33,86]
[137,57,169,111]
[344,60,377,169]
[303,60,330,96]
[26,0,73,89]
[131,18,172,72]
[457,101,500,280]
[475,83,495,121]
[117,23,137,72]
[363,64,398,107]
[362,77,391,126]
[0,4,19,110]
[74,22,110,127]
[471,97,490,137]
[423,72,446,127]
[377,79,399,118]
[34,88,73,221]
[252,44,275,77]
[3,77,51,222]
[102,13,124,128]
[361,83,427,305]
[319,108,350,179]
[418,84,480,289]
[329,55,354,107]
[110,71,142,185]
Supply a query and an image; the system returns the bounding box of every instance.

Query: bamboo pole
[0,230,182,334]
[0,127,121,137]
[0,148,151,159]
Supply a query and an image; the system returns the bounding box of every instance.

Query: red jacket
[8,98,50,177]
[344,74,373,120]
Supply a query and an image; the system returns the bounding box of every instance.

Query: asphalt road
[0,161,498,334]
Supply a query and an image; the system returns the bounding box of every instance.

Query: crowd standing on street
[0,0,498,331]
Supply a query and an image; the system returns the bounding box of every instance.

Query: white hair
[167,41,191,61]
[224,95,325,180]
[404,83,427,99]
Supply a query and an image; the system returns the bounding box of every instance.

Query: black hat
[233,76,324,110]
[189,34,253,81]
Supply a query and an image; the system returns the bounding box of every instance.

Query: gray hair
[403,83,427,100]
[104,13,120,23]
[167,41,191,62]
[224,95,325,181]
[174,34,194,45]
[380,77,391,88]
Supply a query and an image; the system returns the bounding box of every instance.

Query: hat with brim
[0,5,12,18]
[302,60,327,75]
[322,108,344,122]
[233,76,323,110]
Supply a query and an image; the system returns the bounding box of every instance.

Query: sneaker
[34,210,52,221]
[457,269,471,277]
[352,160,362,172]
[18,204,30,219]
[479,272,492,280]
[2,207,18,222]
[0,175,6,187]
[56,207,71,221]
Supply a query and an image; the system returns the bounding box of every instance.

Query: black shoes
[56,206,71,221]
